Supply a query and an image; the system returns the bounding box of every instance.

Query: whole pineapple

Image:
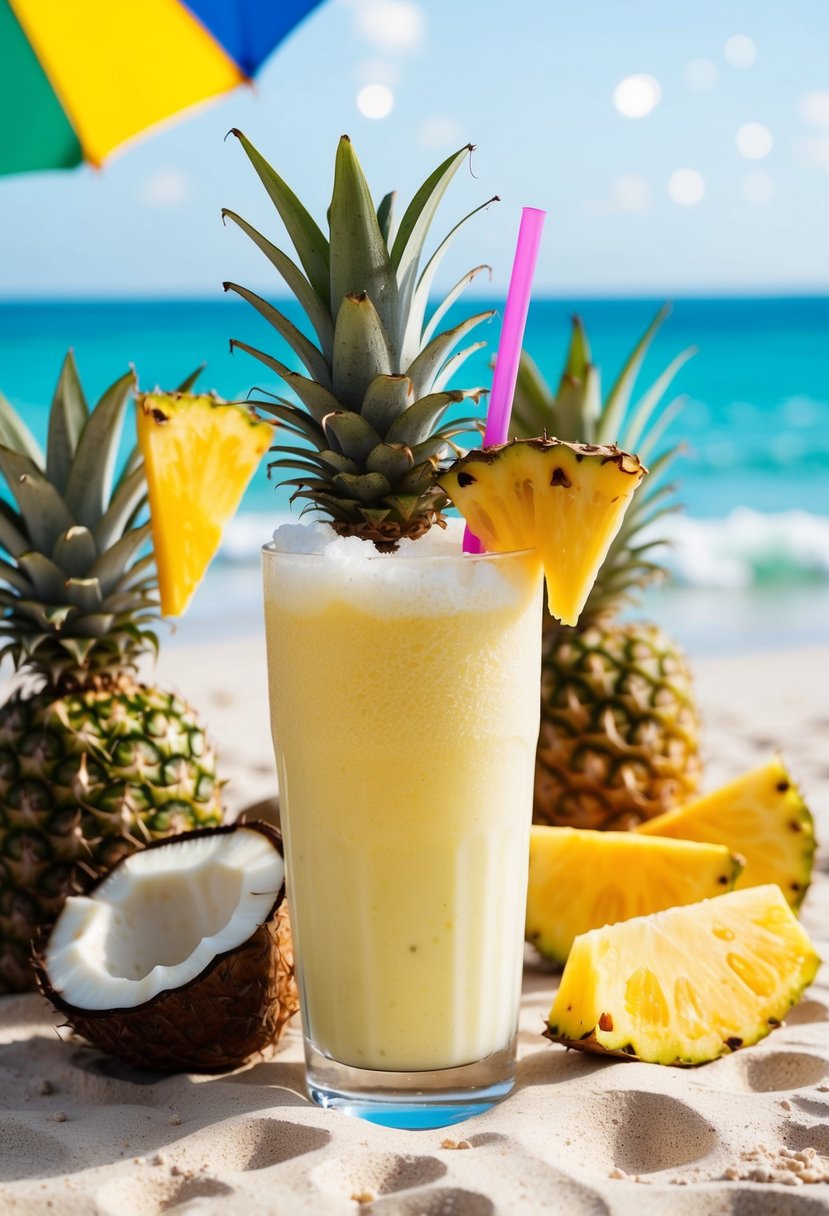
[0,356,223,992]
[223,132,493,543]
[511,308,702,829]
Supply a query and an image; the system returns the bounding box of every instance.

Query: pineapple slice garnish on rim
[526,826,743,965]
[439,437,646,626]
[545,885,820,1066]
[136,393,273,617]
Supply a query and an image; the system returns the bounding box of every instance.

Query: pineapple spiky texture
[223,131,494,546]
[511,307,702,829]
[0,355,223,993]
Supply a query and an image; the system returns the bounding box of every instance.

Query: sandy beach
[1,639,828,1215]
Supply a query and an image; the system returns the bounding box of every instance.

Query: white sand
[1,641,828,1214]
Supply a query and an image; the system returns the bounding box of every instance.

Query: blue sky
[1,0,828,297]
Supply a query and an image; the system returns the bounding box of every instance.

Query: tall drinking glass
[262,531,542,1128]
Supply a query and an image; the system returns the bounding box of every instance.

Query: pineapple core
[136,394,273,616]
[439,438,646,626]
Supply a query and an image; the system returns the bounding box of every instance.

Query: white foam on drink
[267,519,532,617]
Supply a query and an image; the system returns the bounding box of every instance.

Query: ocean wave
[218,508,829,589]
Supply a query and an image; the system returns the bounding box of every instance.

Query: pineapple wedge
[438,438,646,625]
[637,757,816,910]
[136,393,273,616]
[526,827,743,964]
[545,885,820,1065]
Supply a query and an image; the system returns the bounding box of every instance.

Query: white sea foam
[223,509,829,590]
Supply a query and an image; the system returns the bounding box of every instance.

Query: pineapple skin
[534,619,701,830]
[0,678,222,993]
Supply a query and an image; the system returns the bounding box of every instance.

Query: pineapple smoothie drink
[263,522,542,1122]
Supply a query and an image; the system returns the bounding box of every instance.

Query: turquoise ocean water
[1,296,827,655]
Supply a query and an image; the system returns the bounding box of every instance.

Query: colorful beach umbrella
[0,0,326,175]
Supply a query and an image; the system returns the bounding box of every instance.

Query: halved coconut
[34,822,298,1073]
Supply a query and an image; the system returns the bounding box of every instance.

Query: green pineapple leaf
[63,369,135,529]
[95,466,147,553]
[390,144,473,348]
[360,374,412,433]
[0,392,44,467]
[385,390,467,447]
[46,351,88,493]
[88,523,152,596]
[433,341,487,393]
[52,525,97,577]
[624,348,696,452]
[376,190,396,245]
[0,447,73,554]
[0,500,28,559]
[229,129,330,304]
[330,135,399,345]
[223,282,331,386]
[222,209,334,359]
[332,292,394,409]
[405,311,494,398]
[401,196,497,367]
[596,303,670,444]
[175,365,205,394]
[323,412,382,462]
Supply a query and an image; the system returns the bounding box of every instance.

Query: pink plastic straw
[463,206,547,553]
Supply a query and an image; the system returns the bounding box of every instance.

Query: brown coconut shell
[33,821,299,1073]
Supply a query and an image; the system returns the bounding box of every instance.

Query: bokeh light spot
[724,35,757,68]
[668,169,706,206]
[800,91,829,130]
[736,123,773,160]
[355,0,424,52]
[613,74,662,118]
[356,83,395,119]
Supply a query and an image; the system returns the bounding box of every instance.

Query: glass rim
[261,540,537,563]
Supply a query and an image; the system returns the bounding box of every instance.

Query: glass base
[304,1038,516,1129]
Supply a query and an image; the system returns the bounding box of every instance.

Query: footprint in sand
[699,1050,828,1094]
[183,1117,330,1171]
[600,1091,718,1176]
[311,1150,446,1200]
[95,1174,234,1216]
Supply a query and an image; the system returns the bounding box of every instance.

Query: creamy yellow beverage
[263,523,542,1072]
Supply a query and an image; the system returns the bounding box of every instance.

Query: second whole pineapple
[511,309,701,829]
[0,358,223,992]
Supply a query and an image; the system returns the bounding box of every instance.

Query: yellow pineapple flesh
[526,826,743,964]
[637,757,816,910]
[439,438,646,626]
[136,394,273,616]
[545,885,820,1065]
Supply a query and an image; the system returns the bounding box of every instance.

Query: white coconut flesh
[46,828,284,1011]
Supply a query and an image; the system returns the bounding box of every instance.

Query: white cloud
[724,34,757,68]
[736,123,773,160]
[668,168,705,206]
[799,91,829,130]
[684,59,718,93]
[613,74,661,119]
[140,169,189,208]
[418,115,465,150]
[353,0,424,52]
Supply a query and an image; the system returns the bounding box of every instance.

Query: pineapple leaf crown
[223,132,497,545]
[0,353,158,686]
[511,305,696,621]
